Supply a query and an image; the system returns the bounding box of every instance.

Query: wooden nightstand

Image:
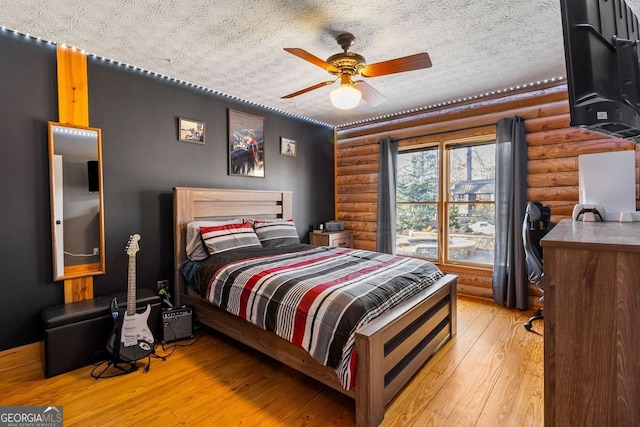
[309,230,353,248]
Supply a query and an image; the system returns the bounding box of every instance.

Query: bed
[173,187,457,426]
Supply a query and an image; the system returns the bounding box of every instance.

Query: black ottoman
[42,288,161,377]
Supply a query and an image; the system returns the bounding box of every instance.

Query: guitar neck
[127,253,136,316]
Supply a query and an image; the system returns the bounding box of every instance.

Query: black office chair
[523,201,555,331]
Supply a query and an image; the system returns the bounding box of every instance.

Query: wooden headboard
[173,187,293,297]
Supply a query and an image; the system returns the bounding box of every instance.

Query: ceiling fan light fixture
[283,32,431,109]
[330,84,361,110]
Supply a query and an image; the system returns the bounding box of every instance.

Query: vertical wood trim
[440,144,448,262]
[57,45,89,127]
[63,276,94,303]
[57,45,92,301]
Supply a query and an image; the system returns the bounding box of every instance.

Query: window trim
[397,134,496,270]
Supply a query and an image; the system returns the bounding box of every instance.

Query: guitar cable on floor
[90,327,202,379]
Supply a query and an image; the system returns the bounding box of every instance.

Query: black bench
[42,288,161,377]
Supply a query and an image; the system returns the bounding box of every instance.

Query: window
[396,138,495,267]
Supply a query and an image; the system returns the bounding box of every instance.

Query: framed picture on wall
[280,137,297,157]
[178,117,205,144]
[228,109,265,177]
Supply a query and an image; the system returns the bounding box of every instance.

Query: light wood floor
[0,296,543,426]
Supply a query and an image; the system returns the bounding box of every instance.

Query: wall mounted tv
[560,0,640,142]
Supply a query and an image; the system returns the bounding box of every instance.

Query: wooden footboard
[178,274,456,426]
[355,274,457,426]
[173,187,457,426]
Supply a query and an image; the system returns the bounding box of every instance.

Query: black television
[560,0,640,142]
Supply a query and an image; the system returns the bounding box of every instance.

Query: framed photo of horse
[228,109,265,177]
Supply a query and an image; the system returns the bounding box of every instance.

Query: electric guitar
[107,234,155,361]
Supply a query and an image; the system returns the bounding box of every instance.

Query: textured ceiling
[2,0,639,127]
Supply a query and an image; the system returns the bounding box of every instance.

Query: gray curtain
[377,137,398,254]
[493,116,528,309]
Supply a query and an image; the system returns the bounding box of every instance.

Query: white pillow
[186,219,244,260]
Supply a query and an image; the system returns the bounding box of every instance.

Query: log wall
[335,82,639,305]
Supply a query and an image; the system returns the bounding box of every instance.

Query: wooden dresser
[541,220,640,426]
[309,230,353,248]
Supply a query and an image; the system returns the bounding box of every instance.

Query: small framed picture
[280,137,297,157]
[178,117,205,144]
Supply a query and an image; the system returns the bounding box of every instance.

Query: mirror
[48,122,105,280]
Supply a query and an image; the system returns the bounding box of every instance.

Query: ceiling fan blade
[353,81,387,107]
[360,52,432,77]
[281,80,335,99]
[284,48,340,73]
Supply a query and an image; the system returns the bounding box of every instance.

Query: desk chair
[523,201,555,331]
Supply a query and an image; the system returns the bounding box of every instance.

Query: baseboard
[0,341,42,373]
[458,292,543,310]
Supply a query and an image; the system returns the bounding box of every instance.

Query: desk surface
[541,219,640,252]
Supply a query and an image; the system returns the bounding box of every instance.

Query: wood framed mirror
[48,122,105,280]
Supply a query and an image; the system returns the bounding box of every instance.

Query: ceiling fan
[282,32,432,109]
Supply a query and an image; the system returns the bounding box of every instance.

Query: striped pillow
[200,222,261,255]
[186,219,244,260]
[253,220,300,248]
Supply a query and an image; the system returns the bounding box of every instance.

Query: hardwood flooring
[0,296,543,426]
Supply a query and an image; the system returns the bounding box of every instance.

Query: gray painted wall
[0,31,335,351]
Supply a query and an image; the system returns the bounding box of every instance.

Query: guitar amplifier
[161,305,193,342]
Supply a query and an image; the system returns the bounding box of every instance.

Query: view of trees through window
[396,142,496,266]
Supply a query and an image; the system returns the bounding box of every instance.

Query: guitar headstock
[126,234,141,256]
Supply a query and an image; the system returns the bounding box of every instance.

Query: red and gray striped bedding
[190,243,443,389]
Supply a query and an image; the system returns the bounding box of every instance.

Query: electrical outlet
[93,247,99,255]
[157,280,169,292]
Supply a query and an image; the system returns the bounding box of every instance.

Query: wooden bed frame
[173,187,457,426]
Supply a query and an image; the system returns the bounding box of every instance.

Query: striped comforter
[192,244,443,389]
